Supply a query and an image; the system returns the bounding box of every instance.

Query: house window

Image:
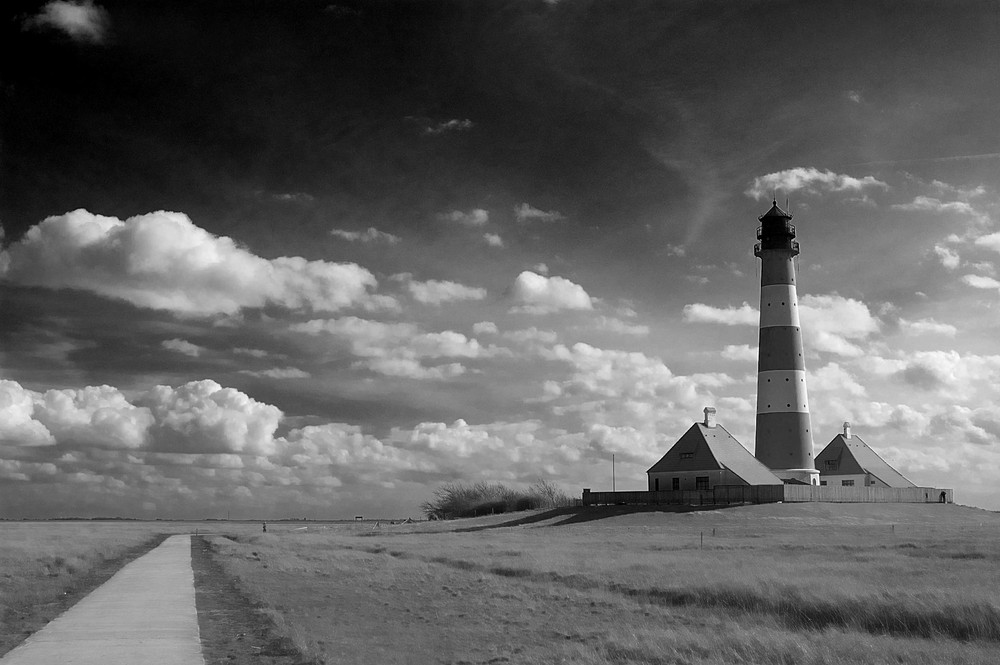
[695,476,710,490]
[654,478,660,491]
[680,452,694,460]
[825,460,837,470]
[820,481,827,486]
[842,479,855,487]
[672,478,680,490]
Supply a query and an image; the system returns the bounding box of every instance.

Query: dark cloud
[898,364,944,391]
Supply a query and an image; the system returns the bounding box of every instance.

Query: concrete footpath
[1,534,205,665]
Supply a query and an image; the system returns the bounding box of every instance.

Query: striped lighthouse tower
[753,200,819,485]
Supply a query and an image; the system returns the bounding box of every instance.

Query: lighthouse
[753,201,819,485]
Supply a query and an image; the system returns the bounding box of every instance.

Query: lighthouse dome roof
[758,200,792,221]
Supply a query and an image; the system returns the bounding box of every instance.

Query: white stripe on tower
[753,201,818,485]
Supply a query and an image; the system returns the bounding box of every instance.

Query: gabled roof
[647,423,783,486]
[815,434,915,488]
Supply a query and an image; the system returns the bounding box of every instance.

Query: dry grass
[0,520,216,655]
[206,503,1000,665]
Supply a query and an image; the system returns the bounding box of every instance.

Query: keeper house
[647,407,783,491]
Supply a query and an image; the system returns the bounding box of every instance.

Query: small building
[814,422,915,488]
[647,408,783,491]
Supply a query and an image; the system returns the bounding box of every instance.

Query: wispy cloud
[271,192,315,204]
[514,203,565,224]
[161,338,204,357]
[891,196,984,220]
[745,167,888,200]
[240,367,311,379]
[290,317,504,380]
[483,233,505,248]
[24,1,109,44]
[847,153,1000,167]
[420,118,474,135]
[330,227,401,244]
[588,316,650,336]
[899,318,957,337]
[437,209,489,226]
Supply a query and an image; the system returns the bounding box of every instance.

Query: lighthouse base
[772,468,821,485]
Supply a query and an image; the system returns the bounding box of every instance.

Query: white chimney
[843,421,852,439]
[704,407,717,428]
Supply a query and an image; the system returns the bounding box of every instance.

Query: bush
[421,479,572,519]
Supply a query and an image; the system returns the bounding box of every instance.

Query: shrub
[421,479,572,519]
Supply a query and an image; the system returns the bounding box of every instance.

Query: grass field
[205,503,1000,665]
[0,520,261,656]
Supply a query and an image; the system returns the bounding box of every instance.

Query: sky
[2,0,1000,518]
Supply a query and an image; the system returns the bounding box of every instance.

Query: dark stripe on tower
[754,412,813,469]
[758,328,806,370]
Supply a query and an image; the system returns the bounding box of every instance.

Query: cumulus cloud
[483,233,505,248]
[139,380,282,455]
[330,227,401,244]
[362,358,466,380]
[514,203,565,224]
[974,232,1000,254]
[810,363,867,397]
[586,424,661,463]
[0,378,284,456]
[745,167,888,200]
[0,380,55,446]
[438,209,489,226]
[472,321,498,335]
[682,302,757,326]
[962,274,1000,290]
[721,344,758,362]
[162,338,204,357]
[684,295,878,357]
[933,244,961,269]
[929,180,987,199]
[898,318,957,337]
[290,316,504,379]
[393,275,487,305]
[889,351,1000,398]
[24,0,109,44]
[33,385,154,449]
[0,210,381,316]
[276,423,414,474]
[509,271,593,314]
[799,294,880,357]
[545,343,696,402]
[502,327,559,346]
